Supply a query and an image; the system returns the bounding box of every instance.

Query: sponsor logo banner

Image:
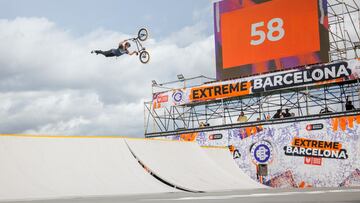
[306,123,324,131]
[152,59,360,108]
[209,134,223,140]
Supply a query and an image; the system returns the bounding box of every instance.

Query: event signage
[284,138,348,160]
[152,59,359,109]
[190,81,251,101]
[251,61,350,93]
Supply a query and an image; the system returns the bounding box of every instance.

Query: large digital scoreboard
[214,0,330,80]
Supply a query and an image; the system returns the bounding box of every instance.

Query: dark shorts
[111,49,125,57]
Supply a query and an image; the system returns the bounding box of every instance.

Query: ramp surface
[0,136,176,201]
[126,139,265,192]
[202,147,265,189]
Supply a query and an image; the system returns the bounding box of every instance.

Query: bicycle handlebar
[128,37,138,41]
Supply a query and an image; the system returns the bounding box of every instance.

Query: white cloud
[163,22,209,47]
[0,17,215,137]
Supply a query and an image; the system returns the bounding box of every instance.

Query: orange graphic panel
[348,116,355,129]
[180,133,198,142]
[189,81,251,102]
[332,116,360,132]
[339,117,347,131]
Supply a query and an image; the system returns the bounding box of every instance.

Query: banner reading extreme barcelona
[153,59,360,109]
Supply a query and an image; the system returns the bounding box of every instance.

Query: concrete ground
[4,187,360,203]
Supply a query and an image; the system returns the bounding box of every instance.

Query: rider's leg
[95,50,116,57]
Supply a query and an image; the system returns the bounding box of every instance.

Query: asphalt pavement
[4,187,360,203]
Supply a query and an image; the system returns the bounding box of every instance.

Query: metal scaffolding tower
[328,0,360,61]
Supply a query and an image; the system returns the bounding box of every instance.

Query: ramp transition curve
[0,136,176,201]
[126,139,265,192]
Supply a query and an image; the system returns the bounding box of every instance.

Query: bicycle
[129,28,150,64]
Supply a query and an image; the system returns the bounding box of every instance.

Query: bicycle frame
[130,38,145,52]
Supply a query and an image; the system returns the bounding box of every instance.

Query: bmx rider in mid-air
[91,39,138,57]
[91,28,150,64]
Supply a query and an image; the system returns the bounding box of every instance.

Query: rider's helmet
[125,42,131,48]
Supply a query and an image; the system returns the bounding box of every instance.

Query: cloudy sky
[0,0,217,137]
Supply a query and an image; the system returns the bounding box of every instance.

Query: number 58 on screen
[250,17,285,46]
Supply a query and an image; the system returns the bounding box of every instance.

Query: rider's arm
[128,51,138,56]
[118,39,128,47]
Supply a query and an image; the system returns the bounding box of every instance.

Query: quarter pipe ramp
[0,135,176,201]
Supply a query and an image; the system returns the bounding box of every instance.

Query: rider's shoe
[92,50,100,55]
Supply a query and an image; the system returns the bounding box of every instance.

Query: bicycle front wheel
[139,51,150,64]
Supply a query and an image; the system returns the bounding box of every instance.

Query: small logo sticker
[250,140,273,164]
